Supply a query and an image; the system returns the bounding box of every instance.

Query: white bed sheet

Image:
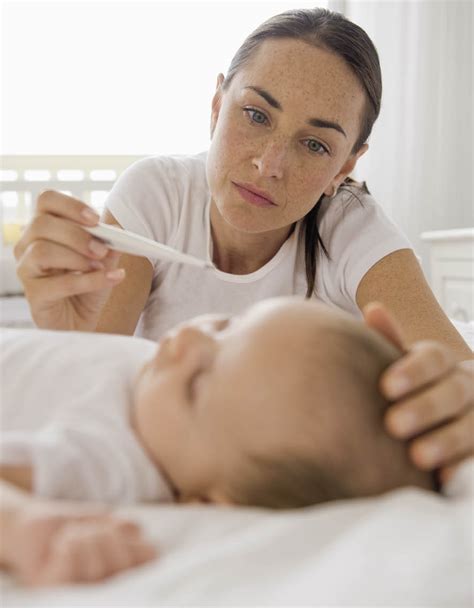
[2,461,472,607]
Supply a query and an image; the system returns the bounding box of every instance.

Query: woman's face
[206,38,368,234]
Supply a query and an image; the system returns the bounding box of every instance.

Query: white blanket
[2,321,473,606]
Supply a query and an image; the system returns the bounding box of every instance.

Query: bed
[1,315,472,606]
[1,461,472,607]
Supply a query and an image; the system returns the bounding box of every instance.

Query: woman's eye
[304,139,328,156]
[243,108,268,126]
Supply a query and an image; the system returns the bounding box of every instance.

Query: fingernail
[81,208,100,223]
[89,239,108,257]
[106,268,125,281]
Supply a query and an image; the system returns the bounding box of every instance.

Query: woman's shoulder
[123,151,208,184]
[105,151,209,246]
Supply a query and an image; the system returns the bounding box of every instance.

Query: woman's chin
[219,206,278,234]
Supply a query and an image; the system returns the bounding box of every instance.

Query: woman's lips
[233,182,276,208]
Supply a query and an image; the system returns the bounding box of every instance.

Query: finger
[385,368,472,438]
[15,213,109,262]
[73,528,109,582]
[99,520,155,573]
[127,539,157,566]
[18,241,121,281]
[34,190,100,223]
[363,301,406,352]
[97,522,139,573]
[32,525,80,586]
[23,266,126,305]
[113,519,142,537]
[17,239,107,280]
[380,340,457,400]
[101,248,122,273]
[408,409,474,470]
[42,523,111,584]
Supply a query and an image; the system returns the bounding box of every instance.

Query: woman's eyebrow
[242,85,347,138]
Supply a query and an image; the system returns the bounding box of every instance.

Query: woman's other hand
[363,302,474,484]
[3,500,156,586]
[14,190,126,331]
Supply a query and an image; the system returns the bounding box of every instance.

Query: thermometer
[85,222,214,269]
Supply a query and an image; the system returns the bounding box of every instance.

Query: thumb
[363,301,406,352]
[102,249,122,272]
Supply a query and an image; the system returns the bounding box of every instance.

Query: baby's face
[132,298,335,504]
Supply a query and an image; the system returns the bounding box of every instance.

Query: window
[2,0,328,155]
[1,1,327,249]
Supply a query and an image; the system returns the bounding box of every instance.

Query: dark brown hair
[221,8,382,297]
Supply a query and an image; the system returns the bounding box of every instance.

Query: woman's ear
[210,73,225,138]
[325,143,369,195]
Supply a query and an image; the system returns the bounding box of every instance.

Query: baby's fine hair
[226,315,436,509]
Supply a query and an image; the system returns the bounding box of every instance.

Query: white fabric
[0,328,173,504]
[2,460,472,606]
[105,151,413,341]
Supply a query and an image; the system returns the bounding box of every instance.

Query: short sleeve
[105,156,182,267]
[0,423,173,504]
[318,187,413,313]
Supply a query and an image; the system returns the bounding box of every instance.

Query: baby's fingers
[28,519,155,586]
[96,521,156,579]
[381,340,457,400]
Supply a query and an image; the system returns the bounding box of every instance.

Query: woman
[13,8,473,479]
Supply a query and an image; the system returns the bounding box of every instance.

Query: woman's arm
[0,466,32,492]
[356,248,472,361]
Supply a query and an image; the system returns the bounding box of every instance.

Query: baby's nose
[187,313,231,333]
[170,325,216,361]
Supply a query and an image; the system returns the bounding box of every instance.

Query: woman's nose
[252,140,288,179]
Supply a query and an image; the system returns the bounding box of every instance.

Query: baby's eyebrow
[242,85,347,138]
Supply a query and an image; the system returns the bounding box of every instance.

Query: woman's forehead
[229,38,365,134]
[237,37,355,84]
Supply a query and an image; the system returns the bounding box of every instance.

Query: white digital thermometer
[85,223,214,269]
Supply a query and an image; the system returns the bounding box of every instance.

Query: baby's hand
[4,502,156,586]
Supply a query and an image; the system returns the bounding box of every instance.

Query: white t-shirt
[0,328,173,505]
[105,151,413,341]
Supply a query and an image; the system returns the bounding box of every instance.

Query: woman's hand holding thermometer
[13,192,213,332]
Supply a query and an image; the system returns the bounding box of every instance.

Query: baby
[0,296,434,511]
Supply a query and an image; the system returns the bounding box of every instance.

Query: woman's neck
[209,202,294,275]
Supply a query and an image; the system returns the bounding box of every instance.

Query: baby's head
[132,297,434,508]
